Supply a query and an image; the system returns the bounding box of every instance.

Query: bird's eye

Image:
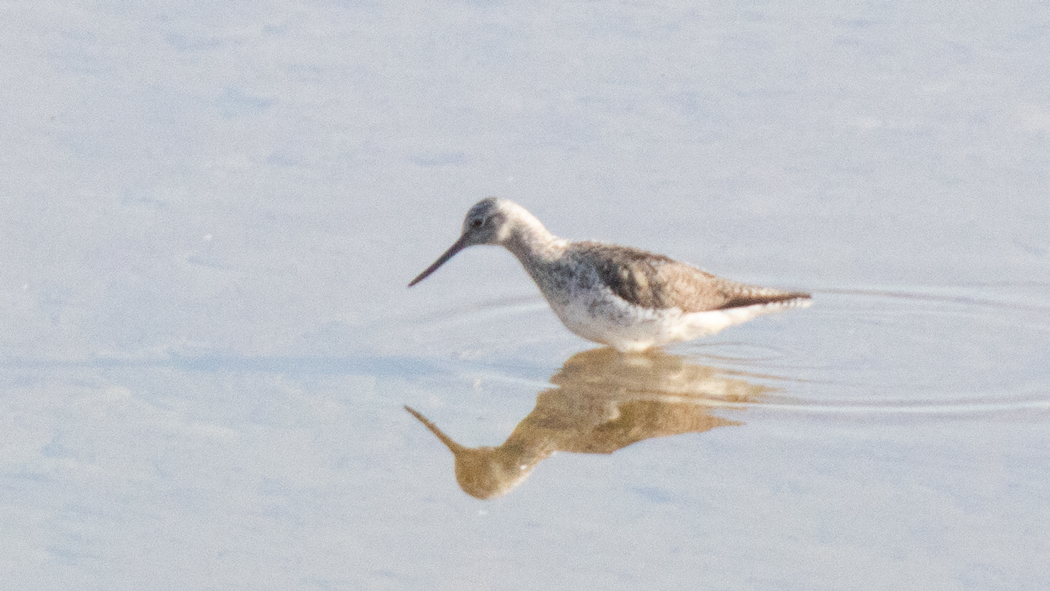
[471,218,483,228]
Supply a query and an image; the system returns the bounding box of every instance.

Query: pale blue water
[2,1,1049,589]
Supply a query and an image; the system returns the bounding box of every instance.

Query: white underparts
[549,292,811,352]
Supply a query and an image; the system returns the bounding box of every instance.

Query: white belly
[547,289,810,352]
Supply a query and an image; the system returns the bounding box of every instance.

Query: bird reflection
[405,347,771,499]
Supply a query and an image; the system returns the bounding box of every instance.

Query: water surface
[2,1,1049,589]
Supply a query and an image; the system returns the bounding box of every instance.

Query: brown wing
[577,241,810,313]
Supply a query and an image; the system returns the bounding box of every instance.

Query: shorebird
[409,198,810,352]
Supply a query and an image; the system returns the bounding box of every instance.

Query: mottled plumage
[409,197,810,352]
[575,241,807,313]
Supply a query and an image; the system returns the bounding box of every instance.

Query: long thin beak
[403,405,465,453]
[408,233,471,287]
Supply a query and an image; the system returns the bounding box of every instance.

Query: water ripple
[397,284,1050,417]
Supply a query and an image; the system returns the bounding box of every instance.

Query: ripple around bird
[393,282,1050,418]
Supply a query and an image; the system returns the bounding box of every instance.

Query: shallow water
[3,1,1050,590]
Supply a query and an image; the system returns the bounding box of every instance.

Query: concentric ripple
[396,284,1050,417]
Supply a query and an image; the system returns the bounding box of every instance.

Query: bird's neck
[502,215,568,270]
